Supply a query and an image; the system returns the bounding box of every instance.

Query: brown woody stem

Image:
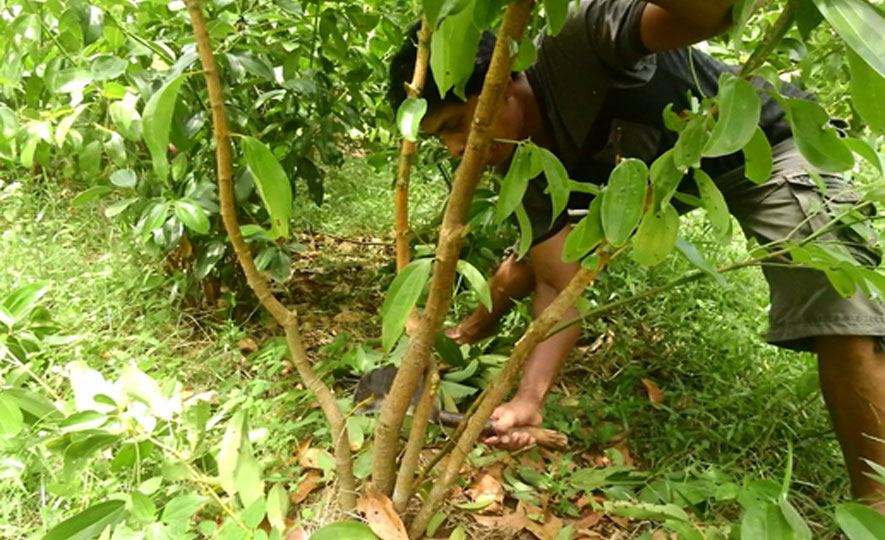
[372,0,536,496]
[184,0,356,511]
[395,18,432,272]
[392,361,439,512]
[408,250,614,537]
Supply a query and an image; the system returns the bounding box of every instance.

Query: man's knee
[495,256,535,297]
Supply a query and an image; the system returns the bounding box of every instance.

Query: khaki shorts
[713,138,885,352]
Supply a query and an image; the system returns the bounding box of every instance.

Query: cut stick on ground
[184,0,356,511]
[371,0,536,496]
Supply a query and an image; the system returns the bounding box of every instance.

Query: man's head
[388,23,532,166]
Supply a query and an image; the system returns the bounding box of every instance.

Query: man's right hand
[483,397,544,450]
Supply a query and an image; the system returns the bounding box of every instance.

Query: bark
[372,0,536,495]
[409,252,612,537]
[395,19,432,272]
[392,361,439,512]
[185,0,356,511]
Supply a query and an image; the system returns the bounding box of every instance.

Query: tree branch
[184,0,356,511]
[408,248,616,537]
[372,0,536,495]
[395,18,432,272]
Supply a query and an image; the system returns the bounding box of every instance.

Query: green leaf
[121,364,175,420]
[537,147,569,225]
[142,75,186,182]
[731,0,756,53]
[105,132,128,167]
[454,494,496,511]
[2,388,62,422]
[381,258,433,351]
[427,513,447,537]
[456,260,492,311]
[53,69,94,94]
[235,450,264,507]
[430,3,481,99]
[42,500,126,540]
[743,126,773,184]
[512,37,537,71]
[694,169,731,239]
[797,0,824,39]
[673,115,709,171]
[704,73,761,157]
[91,55,128,80]
[847,48,885,134]
[836,502,885,540]
[241,137,293,239]
[743,500,798,540]
[545,0,570,35]
[563,196,603,262]
[0,395,24,437]
[845,137,883,177]
[650,149,683,211]
[3,281,50,320]
[78,141,102,175]
[309,521,379,540]
[514,203,533,259]
[175,200,210,235]
[109,94,143,142]
[160,495,209,528]
[779,499,812,540]
[786,99,854,173]
[632,203,679,267]
[218,411,245,497]
[55,105,89,147]
[241,498,266,529]
[601,158,648,246]
[811,0,885,79]
[396,97,427,143]
[266,484,289,532]
[131,491,157,522]
[110,169,137,188]
[496,145,540,223]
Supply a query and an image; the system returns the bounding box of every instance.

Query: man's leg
[818,335,885,512]
[446,254,535,344]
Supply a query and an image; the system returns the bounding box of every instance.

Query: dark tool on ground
[354,366,568,450]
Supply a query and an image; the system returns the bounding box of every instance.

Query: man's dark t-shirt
[521,0,811,245]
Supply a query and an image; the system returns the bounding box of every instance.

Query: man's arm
[486,227,581,449]
[639,0,736,53]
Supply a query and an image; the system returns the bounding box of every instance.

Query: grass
[0,158,862,539]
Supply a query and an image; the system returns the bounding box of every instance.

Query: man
[388,0,885,510]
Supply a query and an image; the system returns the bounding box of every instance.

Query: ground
[0,159,857,539]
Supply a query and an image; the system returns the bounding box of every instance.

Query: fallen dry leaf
[357,489,409,540]
[652,531,674,540]
[523,511,562,540]
[574,510,603,529]
[641,378,664,403]
[284,524,307,540]
[471,504,530,532]
[299,447,333,470]
[610,440,634,466]
[609,514,631,529]
[237,338,259,353]
[290,470,323,505]
[465,472,505,513]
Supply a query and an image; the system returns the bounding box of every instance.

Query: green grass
[0,160,861,538]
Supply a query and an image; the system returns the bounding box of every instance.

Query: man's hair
[387,22,498,112]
